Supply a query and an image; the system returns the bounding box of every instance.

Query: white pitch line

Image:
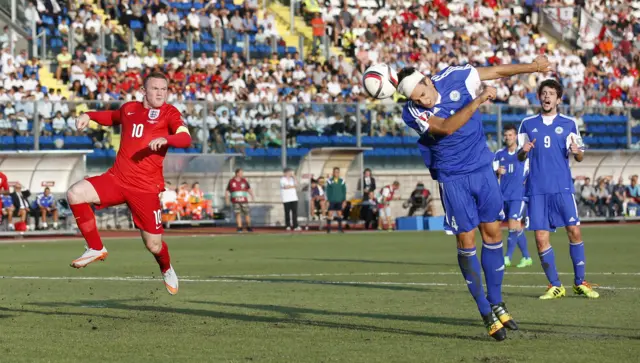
[211,271,640,277]
[0,275,638,291]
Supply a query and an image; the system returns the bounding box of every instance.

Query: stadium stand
[1,1,639,156]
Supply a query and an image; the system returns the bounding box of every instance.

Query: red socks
[154,241,171,273]
[70,203,104,250]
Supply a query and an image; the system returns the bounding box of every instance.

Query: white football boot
[163,265,179,295]
[70,246,108,268]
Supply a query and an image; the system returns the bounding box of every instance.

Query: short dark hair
[503,124,517,133]
[333,167,340,172]
[143,72,168,88]
[235,168,242,175]
[283,167,292,173]
[537,79,563,99]
[397,67,417,85]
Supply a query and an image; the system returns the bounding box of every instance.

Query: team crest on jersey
[449,90,460,101]
[148,109,160,120]
[555,126,563,134]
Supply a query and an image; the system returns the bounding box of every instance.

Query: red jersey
[92,102,187,194]
[0,172,9,192]
[227,177,250,203]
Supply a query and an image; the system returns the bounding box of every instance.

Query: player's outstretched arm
[428,86,496,136]
[477,55,553,81]
[78,110,121,131]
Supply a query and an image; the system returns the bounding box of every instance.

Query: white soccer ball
[362,63,398,100]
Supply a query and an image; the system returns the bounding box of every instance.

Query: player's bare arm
[517,139,536,162]
[477,56,553,81]
[427,86,497,136]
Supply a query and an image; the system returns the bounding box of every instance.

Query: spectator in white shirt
[38,95,53,119]
[280,167,300,231]
[23,73,39,92]
[161,181,178,210]
[52,98,70,116]
[143,49,158,68]
[85,13,101,33]
[52,111,67,134]
[126,51,143,69]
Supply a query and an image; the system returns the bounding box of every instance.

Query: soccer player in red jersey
[66,72,191,295]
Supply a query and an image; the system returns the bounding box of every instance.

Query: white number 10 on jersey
[132,123,144,138]
[153,209,162,225]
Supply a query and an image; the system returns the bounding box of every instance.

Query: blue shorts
[528,193,580,231]
[440,166,504,234]
[503,200,526,221]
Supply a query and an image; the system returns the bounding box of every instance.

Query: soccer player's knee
[567,226,582,242]
[144,236,163,254]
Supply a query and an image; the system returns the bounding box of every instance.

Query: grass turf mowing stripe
[1,275,638,291]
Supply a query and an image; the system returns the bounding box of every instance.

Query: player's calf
[142,231,178,295]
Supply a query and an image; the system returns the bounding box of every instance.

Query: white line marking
[0,276,637,291]
[209,271,640,278]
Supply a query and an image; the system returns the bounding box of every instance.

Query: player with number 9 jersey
[65,72,191,296]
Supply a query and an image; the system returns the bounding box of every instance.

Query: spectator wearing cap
[280,167,300,231]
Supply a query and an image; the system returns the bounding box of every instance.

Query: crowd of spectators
[1,0,640,153]
[576,174,640,217]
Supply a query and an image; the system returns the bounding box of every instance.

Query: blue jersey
[1,195,12,208]
[493,147,528,201]
[517,113,583,196]
[36,193,55,208]
[402,64,494,181]
[417,139,439,180]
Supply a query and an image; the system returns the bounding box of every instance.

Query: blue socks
[517,230,530,258]
[569,241,586,285]
[506,230,517,259]
[458,247,492,316]
[481,242,505,305]
[539,247,562,287]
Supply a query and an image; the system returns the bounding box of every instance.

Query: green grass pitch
[0,226,639,363]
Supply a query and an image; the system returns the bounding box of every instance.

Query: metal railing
[1,100,639,163]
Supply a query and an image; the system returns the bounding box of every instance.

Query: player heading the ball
[66,72,192,295]
[397,56,553,341]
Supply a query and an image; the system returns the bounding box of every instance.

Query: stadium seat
[16,136,35,150]
[0,135,15,150]
[39,136,54,150]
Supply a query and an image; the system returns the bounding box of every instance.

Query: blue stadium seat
[88,149,106,159]
[16,136,34,150]
[402,136,419,145]
[266,148,281,157]
[389,136,402,145]
[0,135,15,150]
[39,136,54,150]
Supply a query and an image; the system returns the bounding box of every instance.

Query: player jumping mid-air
[66,72,192,295]
[398,55,552,340]
[494,125,532,268]
[517,79,599,299]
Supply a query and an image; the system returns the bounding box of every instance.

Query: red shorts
[87,172,164,234]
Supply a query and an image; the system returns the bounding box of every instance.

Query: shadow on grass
[29,299,488,342]
[0,306,130,320]
[274,257,455,267]
[191,301,639,339]
[216,276,444,293]
[28,299,638,341]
